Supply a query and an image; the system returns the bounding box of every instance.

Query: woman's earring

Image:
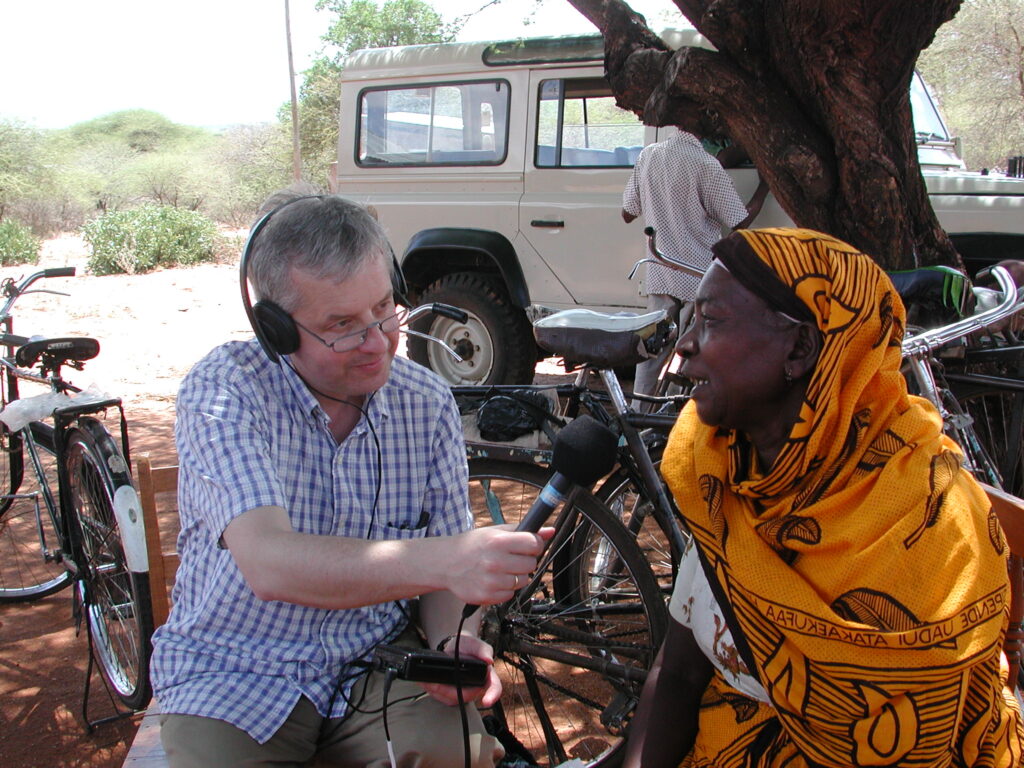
[784,366,793,385]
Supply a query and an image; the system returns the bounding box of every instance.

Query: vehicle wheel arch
[401,228,530,308]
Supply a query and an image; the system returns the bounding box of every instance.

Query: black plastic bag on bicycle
[475,389,564,443]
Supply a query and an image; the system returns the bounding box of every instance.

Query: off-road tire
[408,272,536,385]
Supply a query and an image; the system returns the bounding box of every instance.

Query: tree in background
[58,110,212,214]
[0,120,50,220]
[63,110,207,153]
[918,0,1024,172]
[1,119,88,235]
[206,123,295,226]
[567,0,963,270]
[292,0,459,185]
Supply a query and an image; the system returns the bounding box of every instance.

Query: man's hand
[443,525,554,606]
[418,634,502,707]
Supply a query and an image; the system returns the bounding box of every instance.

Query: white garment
[669,539,771,704]
[622,131,748,300]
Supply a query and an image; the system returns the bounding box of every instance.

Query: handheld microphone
[462,414,619,618]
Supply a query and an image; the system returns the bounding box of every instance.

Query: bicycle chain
[501,651,606,712]
[518,615,654,653]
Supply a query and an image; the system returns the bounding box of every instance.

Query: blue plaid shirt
[150,341,471,742]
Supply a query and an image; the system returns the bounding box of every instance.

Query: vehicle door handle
[530,219,565,228]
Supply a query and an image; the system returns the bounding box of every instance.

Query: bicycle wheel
[595,444,681,596]
[0,422,72,601]
[957,387,1024,496]
[469,461,667,767]
[938,386,1005,489]
[64,418,153,710]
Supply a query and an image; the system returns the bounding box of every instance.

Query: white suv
[333,30,1024,385]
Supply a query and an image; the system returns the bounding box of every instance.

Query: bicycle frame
[0,268,152,722]
[0,281,144,580]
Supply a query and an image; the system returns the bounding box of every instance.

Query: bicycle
[452,252,1024,765]
[394,303,667,766]
[0,267,152,720]
[445,320,691,765]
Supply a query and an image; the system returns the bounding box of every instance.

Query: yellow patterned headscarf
[662,228,1022,766]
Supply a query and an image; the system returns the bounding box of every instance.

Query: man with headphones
[149,188,549,767]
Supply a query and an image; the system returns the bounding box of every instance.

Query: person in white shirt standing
[622,129,766,406]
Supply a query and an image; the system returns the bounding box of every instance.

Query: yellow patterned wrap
[662,228,1023,767]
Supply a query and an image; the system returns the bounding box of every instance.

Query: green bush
[0,219,41,267]
[82,205,217,275]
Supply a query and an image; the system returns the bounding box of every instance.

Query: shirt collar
[277,355,393,434]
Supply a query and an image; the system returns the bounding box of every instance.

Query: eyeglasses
[294,309,408,353]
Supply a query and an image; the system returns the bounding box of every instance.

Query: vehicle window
[358,80,510,166]
[910,71,950,141]
[535,77,644,168]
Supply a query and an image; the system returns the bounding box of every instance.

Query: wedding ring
[513,574,520,590]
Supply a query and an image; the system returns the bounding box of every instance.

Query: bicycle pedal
[599,690,635,735]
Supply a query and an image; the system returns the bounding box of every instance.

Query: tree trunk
[568,0,964,270]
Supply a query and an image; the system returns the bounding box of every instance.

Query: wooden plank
[122,702,167,767]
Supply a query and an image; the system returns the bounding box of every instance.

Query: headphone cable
[281,358,383,539]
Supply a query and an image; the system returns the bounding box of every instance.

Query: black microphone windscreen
[550,415,618,487]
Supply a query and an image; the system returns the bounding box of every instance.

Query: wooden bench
[123,455,179,767]
[138,455,179,629]
[985,482,1024,690]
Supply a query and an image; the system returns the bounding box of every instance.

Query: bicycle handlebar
[402,302,470,362]
[423,302,469,324]
[44,267,76,279]
[902,265,1021,356]
[0,332,30,348]
[627,227,705,281]
[0,268,77,321]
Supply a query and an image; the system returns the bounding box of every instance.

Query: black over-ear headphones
[239,194,408,364]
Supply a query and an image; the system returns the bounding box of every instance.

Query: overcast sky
[0,0,678,130]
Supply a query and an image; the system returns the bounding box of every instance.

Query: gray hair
[247,188,393,313]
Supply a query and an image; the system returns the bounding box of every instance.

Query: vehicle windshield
[911,71,950,142]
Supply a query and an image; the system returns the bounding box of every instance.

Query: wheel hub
[453,337,475,360]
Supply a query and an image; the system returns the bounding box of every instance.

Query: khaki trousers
[160,667,503,768]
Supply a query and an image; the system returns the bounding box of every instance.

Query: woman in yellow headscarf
[624,228,1023,767]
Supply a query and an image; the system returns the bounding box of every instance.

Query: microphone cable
[450,612,474,768]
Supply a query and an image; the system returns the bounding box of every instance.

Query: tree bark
[569,0,964,270]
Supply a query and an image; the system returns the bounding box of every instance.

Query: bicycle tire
[64,418,153,710]
[955,386,1024,497]
[468,459,667,767]
[0,417,24,514]
[0,421,73,601]
[0,363,21,514]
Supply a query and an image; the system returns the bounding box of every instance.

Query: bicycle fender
[113,484,149,573]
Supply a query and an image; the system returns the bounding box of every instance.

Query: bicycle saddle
[534,309,667,333]
[15,336,100,368]
[534,309,670,368]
